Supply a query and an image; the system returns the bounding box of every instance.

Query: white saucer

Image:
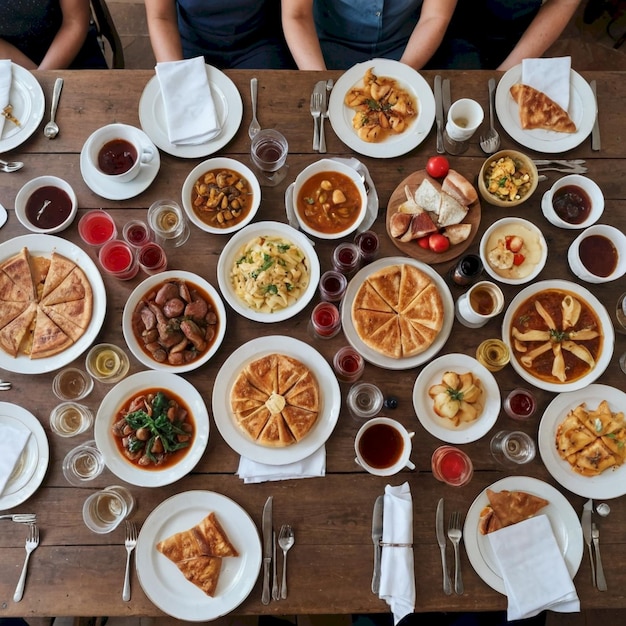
[80,127,160,200]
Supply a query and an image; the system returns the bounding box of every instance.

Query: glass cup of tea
[250,128,289,186]
[431,445,473,487]
[50,402,93,437]
[147,199,190,247]
[354,417,415,476]
[454,280,504,328]
[476,338,510,372]
[490,430,536,466]
[443,98,484,155]
[319,270,348,303]
[52,367,94,401]
[62,440,105,486]
[86,343,130,384]
[82,485,135,534]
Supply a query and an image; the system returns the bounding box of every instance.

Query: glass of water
[490,430,536,465]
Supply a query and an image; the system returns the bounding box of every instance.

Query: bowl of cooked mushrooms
[478,150,538,208]
[181,157,261,234]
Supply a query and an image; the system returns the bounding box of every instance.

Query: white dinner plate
[80,125,160,200]
[94,371,209,487]
[328,58,435,158]
[0,234,106,374]
[340,257,454,370]
[0,64,45,154]
[138,64,243,158]
[0,402,49,510]
[216,221,320,323]
[539,384,626,499]
[501,279,613,393]
[463,476,583,594]
[212,336,341,465]
[122,270,226,373]
[495,65,595,153]
[412,354,500,444]
[135,490,261,621]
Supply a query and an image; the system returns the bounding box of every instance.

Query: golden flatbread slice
[41,266,91,305]
[0,302,36,357]
[367,264,402,311]
[236,405,271,440]
[45,295,92,330]
[40,304,85,342]
[486,489,549,529]
[281,405,318,441]
[510,83,576,133]
[195,512,239,558]
[0,248,35,301]
[30,255,51,299]
[401,282,444,331]
[231,371,271,405]
[30,307,73,359]
[243,353,278,396]
[478,506,503,535]
[276,354,309,394]
[366,315,402,359]
[283,370,319,411]
[398,316,428,357]
[41,252,76,300]
[398,264,431,312]
[258,412,295,447]
[352,281,394,313]
[0,301,27,330]
[0,271,32,302]
[352,308,395,339]
[176,556,222,596]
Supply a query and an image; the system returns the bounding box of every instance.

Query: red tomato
[428,233,450,253]
[513,253,526,266]
[417,236,431,249]
[426,156,450,178]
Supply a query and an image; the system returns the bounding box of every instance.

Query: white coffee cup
[541,174,604,229]
[86,123,154,183]
[445,98,484,142]
[455,280,504,328]
[567,224,626,283]
[354,417,415,476]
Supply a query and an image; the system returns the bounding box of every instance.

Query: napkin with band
[0,59,13,137]
[378,482,415,625]
[521,56,571,112]
[488,514,580,621]
[0,422,31,495]
[236,445,326,484]
[155,56,221,145]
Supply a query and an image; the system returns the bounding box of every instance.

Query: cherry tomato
[417,236,431,250]
[426,156,450,178]
[428,233,450,253]
[513,253,526,266]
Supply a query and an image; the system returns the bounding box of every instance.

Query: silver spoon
[479,77,501,154]
[0,158,24,173]
[248,77,261,139]
[43,77,64,139]
[36,200,51,221]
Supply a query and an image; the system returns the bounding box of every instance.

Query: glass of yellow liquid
[50,402,93,437]
[147,199,190,247]
[86,343,130,384]
[476,338,510,372]
[52,367,94,401]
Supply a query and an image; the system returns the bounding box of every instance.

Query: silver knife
[582,498,595,587]
[442,78,451,121]
[371,495,384,594]
[436,498,452,595]
[592,522,607,591]
[261,496,273,604]
[311,81,325,152]
[434,75,444,154]
[590,80,601,151]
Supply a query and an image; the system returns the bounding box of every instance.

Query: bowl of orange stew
[293,158,367,239]
[94,371,209,487]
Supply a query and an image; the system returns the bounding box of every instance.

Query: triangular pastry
[510,83,576,133]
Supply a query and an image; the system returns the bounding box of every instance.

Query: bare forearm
[0,39,37,69]
[146,0,184,62]
[400,15,451,69]
[282,0,326,70]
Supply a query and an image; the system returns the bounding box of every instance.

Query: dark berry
[384,396,398,409]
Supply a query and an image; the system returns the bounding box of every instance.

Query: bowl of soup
[293,159,367,239]
[181,157,261,234]
[15,176,77,234]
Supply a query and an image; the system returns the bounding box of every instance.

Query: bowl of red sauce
[15,175,77,234]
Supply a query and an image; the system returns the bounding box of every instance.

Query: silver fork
[0,513,36,523]
[310,91,322,151]
[479,78,501,154]
[13,523,39,602]
[122,520,138,601]
[447,512,463,595]
[278,524,295,599]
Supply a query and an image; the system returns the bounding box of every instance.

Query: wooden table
[1,69,625,621]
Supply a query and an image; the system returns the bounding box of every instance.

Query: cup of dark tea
[567,223,626,283]
[86,123,155,183]
[454,280,504,328]
[541,174,604,229]
[354,417,415,476]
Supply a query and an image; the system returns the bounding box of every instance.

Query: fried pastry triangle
[510,83,576,133]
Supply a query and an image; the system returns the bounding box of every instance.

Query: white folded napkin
[0,59,13,137]
[379,482,415,625]
[0,421,31,495]
[522,56,571,112]
[155,56,221,145]
[236,445,326,484]
[488,514,580,621]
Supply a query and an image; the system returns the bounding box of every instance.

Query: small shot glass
[52,367,94,401]
[62,440,105,486]
[332,242,361,276]
[310,301,341,339]
[50,402,93,437]
[353,230,379,264]
[503,388,537,421]
[138,241,168,275]
[147,199,190,247]
[122,219,153,249]
[333,346,365,383]
[346,381,383,421]
[319,270,348,303]
[98,239,139,280]
[78,209,117,247]
[82,485,135,534]
[490,430,536,465]
[85,343,130,384]
[431,445,474,487]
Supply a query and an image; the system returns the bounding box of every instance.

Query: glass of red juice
[310,301,341,339]
[503,388,537,420]
[78,210,117,246]
[333,346,364,383]
[98,240,139,280]
[319,270,348,303]
[122,219,152,248]
[431,445,473,487]
[138,242,167,275]
[353,230,379,264]
[332,242,361,276]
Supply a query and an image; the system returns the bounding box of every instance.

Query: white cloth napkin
[236,445,326,483]
[522,56,571,112]
[379,482,415,625]
[155,56,221,145]
[0,421,31,495]
[488,514,580,621]
[0,59,13,137]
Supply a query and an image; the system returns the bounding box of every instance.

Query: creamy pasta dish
[230,236,310,313]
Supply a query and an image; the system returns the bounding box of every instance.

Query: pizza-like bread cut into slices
[367,264,402,310]
[259,412,296,447]
[397,264,432,312]
[243,353,278,396]
[30,306,73,359]
[352,280,394,313]
[366,315,402,359]
[0,248,36,302]
[41,252,77,300]
[510,83,576,133]
[41,266,91,305]
[0,302,37,357]
[482,488,549,532]
[0,301,28,330]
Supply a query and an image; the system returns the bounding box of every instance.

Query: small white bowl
[15,176,77,234]
[181,157,261,235]
[480,217,547,285]
[568,224,626,283]
[292,158,367,239]
[541,174,604,229]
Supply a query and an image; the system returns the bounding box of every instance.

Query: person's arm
[37,0,91,69]
[496,0,582,71]
[399,0,457,70]
[281,0,326,70]
[0,39,38,69]
[145,0,184,62]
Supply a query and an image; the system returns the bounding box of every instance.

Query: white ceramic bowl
[15,176,77,234]
[292,158,367,239]
[181,157,261,234]
[541,174,604,229]
[567,224,626,283]
[479,217,547,285]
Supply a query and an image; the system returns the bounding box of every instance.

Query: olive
[384,396,398,410]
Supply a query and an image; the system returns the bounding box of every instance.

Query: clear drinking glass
[49,402,93,437]
[490,430,536,465]
[62,440,105,486]
[82,485,135,534]
[250,129,288,186]
[85,343,130,384]
[147,199,190,247]
[347,382,384,421]
[52,367,94,401]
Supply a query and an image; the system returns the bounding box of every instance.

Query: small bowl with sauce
[568,224,626,283]
[541,174,604,229]
[15,175,77,234]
